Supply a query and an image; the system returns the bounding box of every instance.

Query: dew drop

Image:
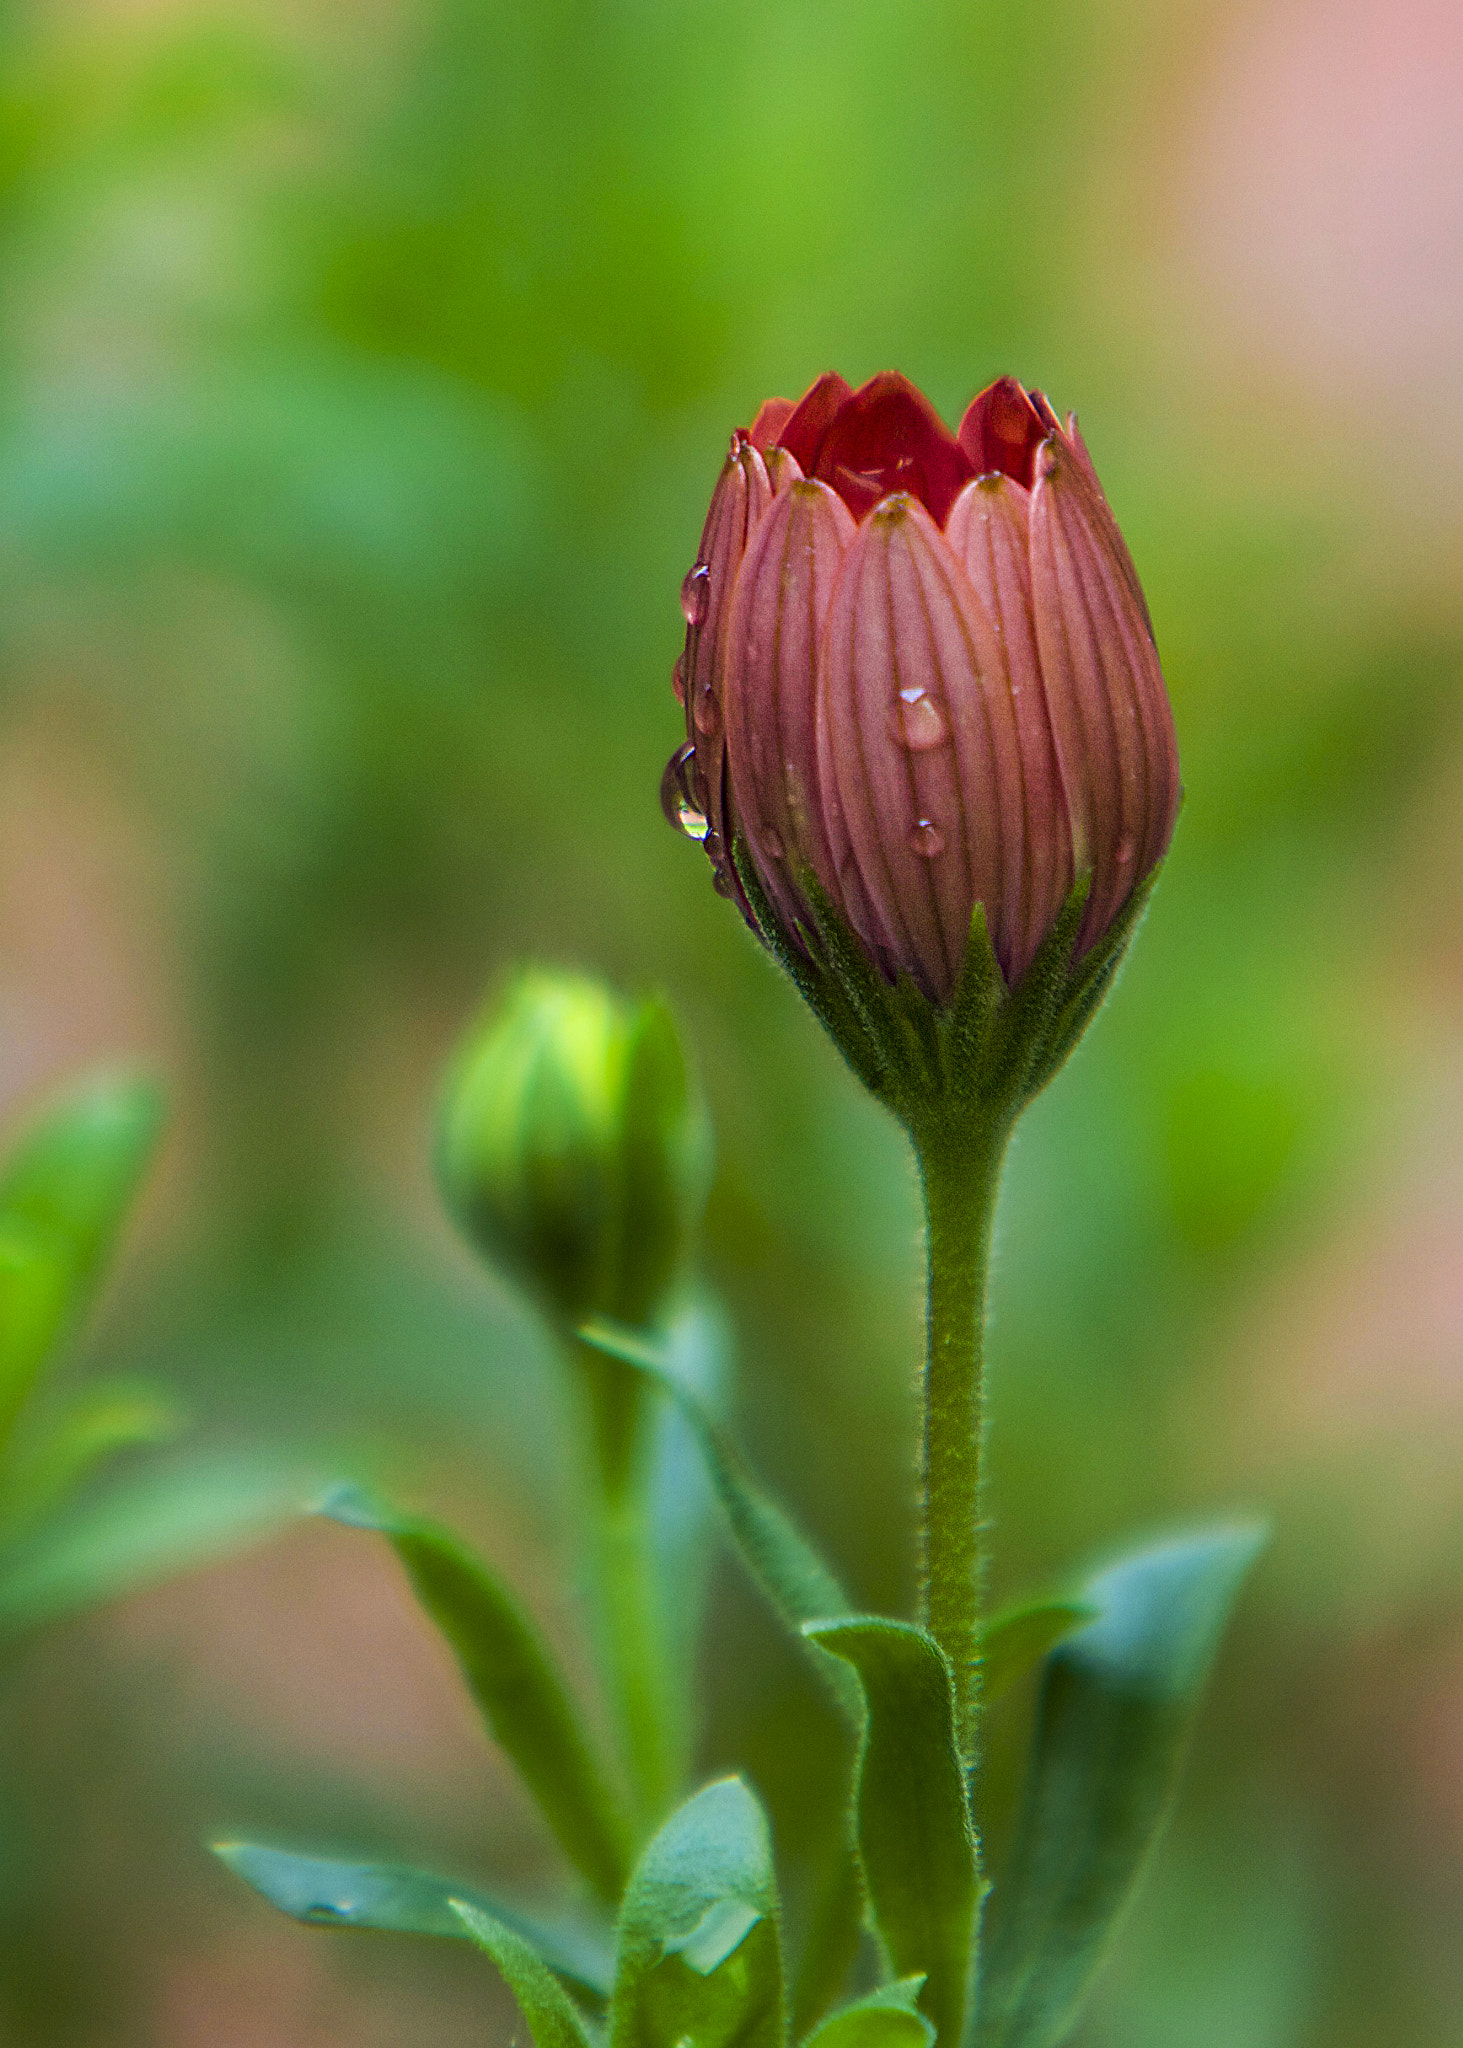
[660,742,709,841]
[693,686,721,737]
[703,829,724,864]
[671,653,687,706]
[759,825,783,859]
[1115,833,1136,868]
[909,819,945,858]
[680,563,711,627]
[886,690,948,751]
[712,867,735,897]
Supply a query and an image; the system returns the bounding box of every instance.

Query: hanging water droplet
[712,867,735,897]
[660,743,708,841]
[671,653,686,706]
[693,685,720,737]
[1115,833,1136,868]
[885,690,948,751]
[703,829,724,864]
[680,563,711,627]
[909,819,945,858]
[759,824,783,858]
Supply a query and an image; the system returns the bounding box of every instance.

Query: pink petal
[815,496,1028,1002]
[812,372,975,527]
[956,377,1049,489]
[775,372,855,475]
[723,480,857,938]
[749,397,795,451]
[946,473,1073,980]
[1029,437,1179,954]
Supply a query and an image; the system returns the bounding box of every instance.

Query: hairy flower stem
[575,1341,674,1829]
[914,1112,1012,1771]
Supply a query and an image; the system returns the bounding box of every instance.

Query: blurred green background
[2,0,1462,2040]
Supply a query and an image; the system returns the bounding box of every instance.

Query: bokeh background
[1,0,1462,2039]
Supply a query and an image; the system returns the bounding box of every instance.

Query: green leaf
[0,1449,310,1638]
[979,1600,1096,1707]
[610,1776,784,2048]
[213,1842,612,1999]
[0,1229,74,1444]
[0,1073,164,1443]
[803,1978,935,2048]
[579,1318,859,1723]
[452,1898,597,2048]
[0,1378,184,1533]
[319,1484,633,1905]
[973,1522,1266,2048]
[807,1620,979,2048]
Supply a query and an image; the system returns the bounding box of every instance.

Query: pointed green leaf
[0,1378,184,1533]
[807,1619,978,2048]
[0,1449,310,1637]
[803,1978,934,2048]
[979,1600,1096,1707]
[579,1319,859,1723]
[451,1898,597,2048]
[0,1073,164,1441]
[973,1522,1266,2048]
[319,1485,632,1904]
[213,1842,612,1999]
[610,1776,784,2048]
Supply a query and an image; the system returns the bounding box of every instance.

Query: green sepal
[972,1522,1266,2048]
[734,844,1158,1140]
[579,1318,860,1724]
[451,1899,599,2048]
[979,1600,1097,1708]
[0,1072,163,1442]
[212,1842,612,1999]
[806,1619,980,2048]
[610,1776,785,2048]
[803,1977,935,2048]
[318,1484,633,1904]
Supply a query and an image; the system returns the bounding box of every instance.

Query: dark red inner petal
[957,376,1051,489]
[748,396,795,451]
[773,372,854,474]
[805,372,976,527]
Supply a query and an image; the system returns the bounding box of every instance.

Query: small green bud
[436,970,710,1331]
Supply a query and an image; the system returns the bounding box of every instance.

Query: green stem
[575,1340,676,1828]
[914,1112,1010,1767]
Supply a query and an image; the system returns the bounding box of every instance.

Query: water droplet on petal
[909,819,945,858]
[703,829,724,864]
[712,867,735,897]
[1115,833,1136,868]
[760,825,783,859]
[886,691,948,751]
[660,742,708,841]
[836,856,875,938]
[693,686,720,737]
[671,653,686,706]
[680,563,711,627]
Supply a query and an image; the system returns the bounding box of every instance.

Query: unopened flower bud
[436,970,710,1331]
[662,370,1180,1126]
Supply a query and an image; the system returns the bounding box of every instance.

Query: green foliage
[808,1620,979,2047]
[212,1843,612,1998]
[802,1977,935,2048]
[610,1777,785,2048]
[451,1899,597,2048]
[979,1600,1096,1707]
[580,1318,859,1720]
[972,1524,1266,2048]
[319,1484,634,1903]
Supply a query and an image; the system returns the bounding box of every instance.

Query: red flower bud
[664,372,1179,1005]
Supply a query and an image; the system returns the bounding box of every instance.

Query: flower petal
[946,474,1073,981]
[956,377,1049,488]
[815,495,1028,1001]
[1029,436,1179,953]
[775,372,854,475]
[724,480,857,937]
[812,373,976,527]
[749,396,795,451]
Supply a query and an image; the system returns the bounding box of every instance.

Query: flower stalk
[915,1108,1011,1770]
